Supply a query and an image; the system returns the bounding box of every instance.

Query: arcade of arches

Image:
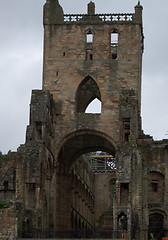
[1,1,168,240]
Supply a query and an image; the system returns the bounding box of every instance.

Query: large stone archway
[54,130,116,234]
[56,129,116,170]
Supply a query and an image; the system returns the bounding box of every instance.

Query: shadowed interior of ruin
[0,1,168,240]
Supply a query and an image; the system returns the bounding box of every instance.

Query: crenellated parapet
[63,13,134,24]
[44,0,143,25]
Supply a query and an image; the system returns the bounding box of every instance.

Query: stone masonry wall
[0,208,17,240]
[42,11,143,147]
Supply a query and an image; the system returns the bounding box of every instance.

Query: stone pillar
[134,1,143,24]
[116,180,120,203]
[55,168,72,237]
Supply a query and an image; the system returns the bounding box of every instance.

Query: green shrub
[133,233,156,240]
[0,200,10,209]
[150,233,156,240]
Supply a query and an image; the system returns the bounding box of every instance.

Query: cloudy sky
[0,0,168,154]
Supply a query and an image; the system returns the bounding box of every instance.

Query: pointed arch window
[76,76,101,114]
[85,98,101,113]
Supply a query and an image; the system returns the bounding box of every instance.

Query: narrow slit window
[121,118,130,142]
[86,49,93,61]
[86,30,93,43]
[151,181,158,192]
[111,31,118,59]
[35,122,42,140]
[112,53,117,60]
[89,54,93,60]
[124,122,130,141]
[4,181,9,190]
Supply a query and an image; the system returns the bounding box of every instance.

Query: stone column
[55,167,72,237]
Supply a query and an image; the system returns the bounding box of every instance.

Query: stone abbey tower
[0,1,168,240]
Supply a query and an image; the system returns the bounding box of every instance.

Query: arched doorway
[148,213,164,240]
[57,130,116,170]
[117,212,127,239]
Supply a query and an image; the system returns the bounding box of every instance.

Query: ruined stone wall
[15,142,56,237]
[137,137,168,238]
[0,208,17,239]
[94,172,116,228]
[0,152,16,204]
[39,2,144,238]
[71,156,95,235]
[42,16,143,146]
[4,1,168,239]
[0,152,16,190]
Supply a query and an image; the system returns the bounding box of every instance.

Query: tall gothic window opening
[76,76,101,114]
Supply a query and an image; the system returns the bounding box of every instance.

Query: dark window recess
[36,122,42,139]
[63,52,66,56]
[27,183,35,192]
[120,183,129,205]
[112,53,117,60]
[56,71,59,76]
[121,118,130,142]
[86,49,93,60]
[151,181,158,192]
[121,183,129,190]
[4,181,9,190]
[118,212,127,230]
[26,183,36,208]
[89,54,93,60]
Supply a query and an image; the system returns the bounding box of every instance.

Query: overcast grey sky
[0,0,168,154]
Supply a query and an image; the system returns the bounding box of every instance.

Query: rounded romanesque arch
[117,211,127,231]
[56,129,116,170]
[54,129,116,236]
[148,212,165,240]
